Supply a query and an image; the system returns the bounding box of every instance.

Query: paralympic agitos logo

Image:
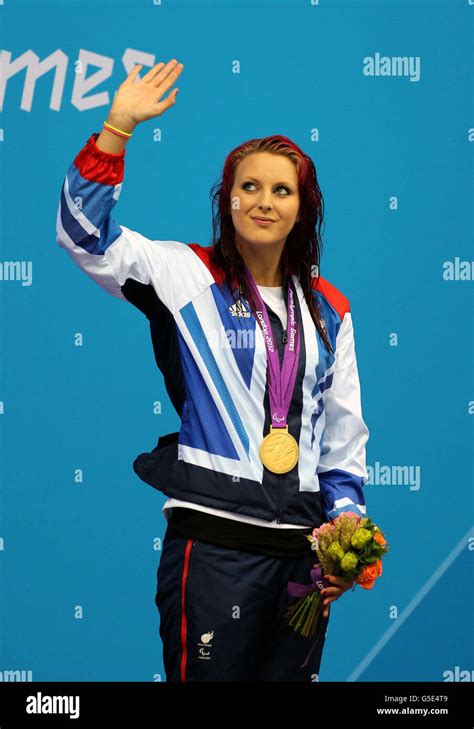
[0,49,159,111]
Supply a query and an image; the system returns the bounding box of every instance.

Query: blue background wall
[0,0,472,682]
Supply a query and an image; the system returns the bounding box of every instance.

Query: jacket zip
[276,480,283,523]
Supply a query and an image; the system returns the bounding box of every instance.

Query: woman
[56,59,370,682]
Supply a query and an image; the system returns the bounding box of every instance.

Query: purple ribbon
[286,566,331,669]
[287,566,330,597]
[243,265,300,429]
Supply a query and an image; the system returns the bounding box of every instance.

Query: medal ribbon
[243,264,301,428]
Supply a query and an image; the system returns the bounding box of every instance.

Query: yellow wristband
[103,121,133,138]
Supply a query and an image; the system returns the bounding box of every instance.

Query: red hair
[209,134,332,352]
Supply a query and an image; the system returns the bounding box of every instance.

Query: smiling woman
[55,59,370,683]
[229,153,301,284]
[210,133,332,353]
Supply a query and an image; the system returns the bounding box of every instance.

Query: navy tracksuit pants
[155,526,330,682]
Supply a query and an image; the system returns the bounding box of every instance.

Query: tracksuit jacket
[55,131,370,529]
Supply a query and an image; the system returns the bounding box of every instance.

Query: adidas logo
[228,299,251,318]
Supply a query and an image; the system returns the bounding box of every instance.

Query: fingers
[142,61,166,84]
[148,59,183,88]
[322,586,343,597]
[321,590,339,615]
[153,62,184,98]
[126,59,184,89]
[321,582,351,608]
[130,59,183,88]
[127,64,143,83]
[161,88,179,109]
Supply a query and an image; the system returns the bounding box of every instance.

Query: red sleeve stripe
[73,132,125,187]
[313,275,350,321]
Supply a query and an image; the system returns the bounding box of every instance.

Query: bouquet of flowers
[285,511,389,639]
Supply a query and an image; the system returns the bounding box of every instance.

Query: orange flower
[374,531,387,547]
[356,560,382,590]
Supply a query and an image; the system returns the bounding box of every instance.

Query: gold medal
[259,425,299,474]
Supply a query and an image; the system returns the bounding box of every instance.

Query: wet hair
[209,134,332,353]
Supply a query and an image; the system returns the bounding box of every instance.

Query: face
[229,152,300,253]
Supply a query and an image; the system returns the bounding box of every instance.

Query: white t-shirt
[257,284,287,330]
[162,285,309,529]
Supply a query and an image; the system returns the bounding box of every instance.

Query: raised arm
[55,59,184,304]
